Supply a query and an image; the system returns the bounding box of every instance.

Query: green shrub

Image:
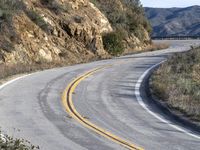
[102,30,125,56]
[90,0,152,45]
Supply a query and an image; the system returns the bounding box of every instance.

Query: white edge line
[135,60,200,140]
[0,74,30,90]
[0,73,33,141]
[1,61,200,140]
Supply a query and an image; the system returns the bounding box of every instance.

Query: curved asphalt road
[0,40,200,150]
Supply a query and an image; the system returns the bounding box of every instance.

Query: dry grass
[0,55,102,82]
[0,42,169,82]
[150,47,200,121]
[0,61,64,81]
[145,42,169,51]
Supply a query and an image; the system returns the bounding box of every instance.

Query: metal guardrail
[152,36,200,40]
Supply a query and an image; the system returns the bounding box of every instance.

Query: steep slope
[91,0,152,52]
[0,0,151,67]
[0,0,112,65]
[145,6,200,37]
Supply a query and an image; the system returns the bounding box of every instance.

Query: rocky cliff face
[0,0,150,65]
[0,0,112,64]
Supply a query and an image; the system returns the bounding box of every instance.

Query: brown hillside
[0,0,151,66]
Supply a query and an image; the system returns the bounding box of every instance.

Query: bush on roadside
[102,30,125,56]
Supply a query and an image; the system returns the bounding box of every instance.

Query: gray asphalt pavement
[0,40,200,150]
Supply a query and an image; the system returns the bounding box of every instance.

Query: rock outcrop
[0,0,112,64]
[90,0,151,53]
[0,0,151,65]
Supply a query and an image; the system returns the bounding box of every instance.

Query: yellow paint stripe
[62,65,144,150]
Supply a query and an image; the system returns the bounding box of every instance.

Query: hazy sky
[140,0,200,8]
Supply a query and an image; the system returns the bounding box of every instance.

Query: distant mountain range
[144,5,200,37]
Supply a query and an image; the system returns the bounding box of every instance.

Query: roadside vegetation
[150,46,200,122]
[102,30,125,56]
[0,131,39,150]
[92,0,167,56]
[0,62,63,82]
[145,42,169,52]
[90,0,152,55]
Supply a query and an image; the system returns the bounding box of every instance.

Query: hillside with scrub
[91,0,152,54]
[151,47,200,123]
[0,0,152,78]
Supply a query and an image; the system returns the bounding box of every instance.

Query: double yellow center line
[62,65,143,150]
